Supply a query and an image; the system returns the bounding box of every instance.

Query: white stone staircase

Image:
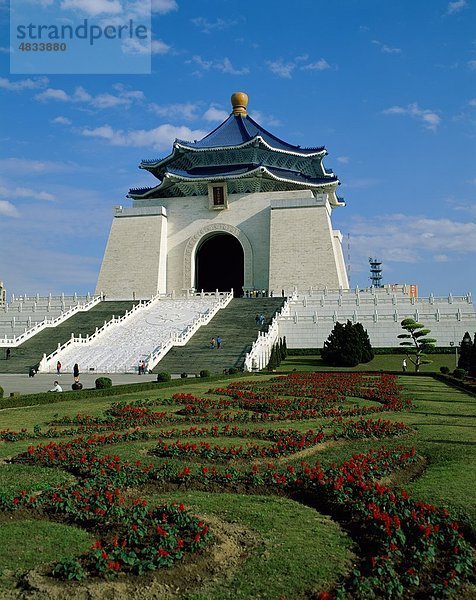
[39,292,232,374]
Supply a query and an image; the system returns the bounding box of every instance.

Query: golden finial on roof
[231,91,248,116]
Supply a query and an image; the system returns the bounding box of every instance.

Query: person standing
[73,363,80,382]
[210,337,216,349]
[402,359,407,373]
[217,336,222,350]
[56,360,62,375]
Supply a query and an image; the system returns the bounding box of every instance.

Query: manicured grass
[151,491,354,600]
[279,353,457,373]
[0,520,92,591]
[0,366,474,598]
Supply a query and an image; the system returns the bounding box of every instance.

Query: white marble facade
[95,189,349,300]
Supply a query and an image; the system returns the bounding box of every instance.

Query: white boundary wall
[278,287,476,348]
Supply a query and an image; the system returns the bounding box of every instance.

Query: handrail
[244,298,291,372]
[0,295,102,347]
[145,291,233,371]
[39,291,233,373]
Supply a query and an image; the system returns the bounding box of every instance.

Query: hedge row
[0,372,247,410]
[287,347,458,356]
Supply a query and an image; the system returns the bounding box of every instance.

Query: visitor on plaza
[49,381,62,392]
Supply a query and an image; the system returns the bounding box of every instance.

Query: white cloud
[336,156,350,164]
[80,123,208,150]
[191,17,238,33]
[0,158,75,173]
[267,59,295,79]
[60,0,122,16]
[188,55,249,76]
[0,200,19,218]
[34,84,144,109]
[372,40,402,54]
[51,116,72,125]
[150,102,198,120]
[203,105,229,122]
[446,0,467,14]
[267,56,332,78]
[0,77,48,91]
[0,185,55,202]
[248,110,281,128]
[468,60,476,70]
[382,103,441,130]
[152,0,177,14]
[151,39,170,54]
[301,58,331,71]
[35,88,70,102]
[349,214,476,265]
[468,99,476,107]
[434,254,449,262]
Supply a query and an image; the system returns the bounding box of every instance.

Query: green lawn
[0,362,474,598]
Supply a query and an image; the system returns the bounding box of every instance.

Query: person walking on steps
[216,336,222,350]
[210,337,216,349]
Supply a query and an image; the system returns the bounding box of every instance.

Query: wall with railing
[145,292,234,372]
[244,298,291,371]
[0,294,101,347]
[277,288,476,348]
[39,291,233,373]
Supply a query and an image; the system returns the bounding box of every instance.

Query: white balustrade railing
[39,291,233,373]
[38,292,165,372]
[145,291,233,372]
[0,295,102,347]
[244,298,291,372]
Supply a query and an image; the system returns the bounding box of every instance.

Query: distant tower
[369,258,383,288]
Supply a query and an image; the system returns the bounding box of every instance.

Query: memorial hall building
[96,92,349,299]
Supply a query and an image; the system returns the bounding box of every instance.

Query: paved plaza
[0,372,159,399]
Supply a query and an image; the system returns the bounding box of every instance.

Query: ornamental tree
[398,318,437,372]
[321,320,374,367]
[458,332,473,371]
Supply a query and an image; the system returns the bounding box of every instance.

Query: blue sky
[0,0,475,297]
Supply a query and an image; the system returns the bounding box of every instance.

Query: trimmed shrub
[156,371,171,382]
[180,372,188,379]
[72,382,83,390]
[95,377,112,389]
[453,368,467,380]
[440,366,450,375]
[199,369,210,378]
[228,367,238,375]
[0,385,3,399]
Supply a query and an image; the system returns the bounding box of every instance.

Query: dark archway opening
[195,233,244,294]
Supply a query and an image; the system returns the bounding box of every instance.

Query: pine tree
[398,318,437,373]
[354,322,374,363]
[458,332,473,371]
[321,320,373,367]
[469,333,476,378]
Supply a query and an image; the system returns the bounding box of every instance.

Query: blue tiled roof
[176,114,324,155]
[166,164,337,186]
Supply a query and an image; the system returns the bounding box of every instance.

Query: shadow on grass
[426,439,476,446]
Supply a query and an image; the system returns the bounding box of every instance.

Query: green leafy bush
[453,368,467,380]
[440,366,450,375]
[199,369,210,378]
[156,371,171,382]
[95,377,112,389]
[0,385,3,399]
[180,372,188,379]
[72,382,83,390]
[228,367,238,374]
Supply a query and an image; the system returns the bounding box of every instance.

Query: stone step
[155,298,285,375]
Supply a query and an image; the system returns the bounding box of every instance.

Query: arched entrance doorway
[195,233,244,294]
